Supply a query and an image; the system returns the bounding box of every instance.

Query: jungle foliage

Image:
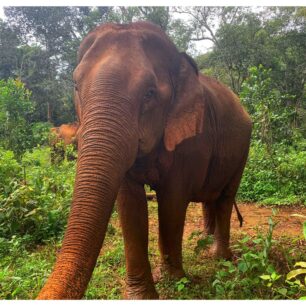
[0,146,75,245]
[0,79,50,158]
[237,65,305,205]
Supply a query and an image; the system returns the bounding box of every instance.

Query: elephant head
[38,21,205,299]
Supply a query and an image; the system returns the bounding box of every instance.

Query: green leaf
[260,275,271,280]
[271,272,281,281]
[180,277,189,284]
[277,288,287,296]
[287,269,306,280]
[299,296,306,300]
[238,262,248,273]
[295,262,306,268]
[303,222,306,240]
[177,284,184,291]
[25,208,38,217]
[221,261,233,267]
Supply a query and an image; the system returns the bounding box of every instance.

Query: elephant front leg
[117,178,158,299]
[154,189,188,282]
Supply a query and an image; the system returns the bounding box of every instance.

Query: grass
[1,201,305,300]
[0,241,56,299]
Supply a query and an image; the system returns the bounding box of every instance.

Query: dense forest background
[1,6,305,202]
[0,6,306,300]
[0,7,305,124]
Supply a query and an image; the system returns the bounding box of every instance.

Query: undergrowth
[1,204,305,300]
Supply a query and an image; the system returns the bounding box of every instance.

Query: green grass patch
[1,205,305,300]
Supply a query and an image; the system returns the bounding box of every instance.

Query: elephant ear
[77,33,96,63]
[164,52,204,152]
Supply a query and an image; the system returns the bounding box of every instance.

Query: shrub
[211,213,305,299]
[240,65,296,149]
[0,148,22,196]
[31,121,52,147]
[237,65,305,205]
[0,146,76,245]
[0,79,35,158]
[238,141,306,205]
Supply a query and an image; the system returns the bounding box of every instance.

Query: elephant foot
[124,275,159,300]
[209,243,233,260]
[123,285,159,300]
[152,263,185,283]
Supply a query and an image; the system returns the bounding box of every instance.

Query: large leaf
[287,268,306,280]
[294,262,306,268]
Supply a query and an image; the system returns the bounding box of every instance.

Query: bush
[238,141,306,205]
[237,65,305,205]
[0,79,35,158]
[0,146,76,245]
[31,121,52,147]
[0,148,22,196]
[240,65,296,148]
[211,213,305,299]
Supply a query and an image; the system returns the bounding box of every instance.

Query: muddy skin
[37,21,252,300]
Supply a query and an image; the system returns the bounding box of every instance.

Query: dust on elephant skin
[37,21,252,300]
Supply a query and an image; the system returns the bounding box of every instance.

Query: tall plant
[0,78,35,157]
[240,65,296,150]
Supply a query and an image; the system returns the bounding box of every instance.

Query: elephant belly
[166,143,242,203]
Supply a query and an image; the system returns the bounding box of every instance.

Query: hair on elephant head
[38,21,252,300]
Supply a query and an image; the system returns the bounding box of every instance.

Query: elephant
[37,21,252,300]
[50,122,79,163]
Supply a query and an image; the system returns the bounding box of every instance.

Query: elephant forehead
[74,35,142,85]
[77,23,178,73]
[80,31,140,64]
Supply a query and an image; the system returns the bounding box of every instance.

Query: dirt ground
[183,202,306,239]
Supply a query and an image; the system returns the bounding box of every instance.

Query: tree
[261,7,306,107]
[174,7,255,92]
[0,79,35,157]
[3,6,196,124]
[240,65,296,149]
[0,19,20,79]
[3,7,115,124]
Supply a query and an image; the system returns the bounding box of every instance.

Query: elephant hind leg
[202,201,216,236]
[209,194,234,259]
[209,163,247,259]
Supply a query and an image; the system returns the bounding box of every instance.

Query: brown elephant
[50,122,79,163]
[38,22,251,300]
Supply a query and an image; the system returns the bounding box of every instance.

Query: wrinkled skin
[38,22,252,300]
[50,122,79,162]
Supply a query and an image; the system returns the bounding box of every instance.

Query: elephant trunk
[38,92,137,299]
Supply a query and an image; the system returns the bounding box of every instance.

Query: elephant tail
[234,201,243,227]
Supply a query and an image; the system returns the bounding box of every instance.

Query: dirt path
[183,203,306,239]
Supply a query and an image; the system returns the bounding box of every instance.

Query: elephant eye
[144,89,156,101]
[141,88,157,114]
